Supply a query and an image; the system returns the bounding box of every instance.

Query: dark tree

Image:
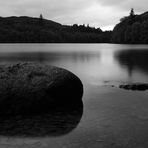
[40,14,43,20]
[129,8,135,25]
[39,14,44,26]
[131,22,141,43]
[130,8,135,17]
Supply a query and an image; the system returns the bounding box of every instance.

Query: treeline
[112,9,148,44]
[0,16,112,43]
[0,10,148,44]
[61,24,112,43]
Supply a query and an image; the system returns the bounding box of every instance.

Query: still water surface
[0,44,148,84]
[0,44,148,148]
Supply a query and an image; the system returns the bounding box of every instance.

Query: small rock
[119,83,148,91]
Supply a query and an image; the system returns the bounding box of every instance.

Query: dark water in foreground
[0,44,148,148]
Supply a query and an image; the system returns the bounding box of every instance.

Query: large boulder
[0,63,83,115]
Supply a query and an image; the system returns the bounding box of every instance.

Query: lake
[0,44,148,148]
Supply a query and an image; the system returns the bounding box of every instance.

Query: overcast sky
[0,0,147,30]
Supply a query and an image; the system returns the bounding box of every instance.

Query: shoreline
[0,86,148,147]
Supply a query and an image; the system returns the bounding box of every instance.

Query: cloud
[0,0,95,17]
[97,0,148,12]
[97,0,125,7]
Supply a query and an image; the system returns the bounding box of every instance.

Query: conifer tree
[130,8,135,17]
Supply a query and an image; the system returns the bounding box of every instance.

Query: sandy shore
[0,85,148,148]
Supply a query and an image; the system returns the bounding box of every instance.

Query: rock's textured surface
[0,63,83,115]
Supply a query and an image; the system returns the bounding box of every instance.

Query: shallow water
[0,44,148,148]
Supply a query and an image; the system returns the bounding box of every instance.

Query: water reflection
[0,102,83,137]
[115,49,148,78]
[0,51,100,64]
[0,46,148,85]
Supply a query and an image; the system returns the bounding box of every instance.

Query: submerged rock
[119,83,148,91]
[0,63,83,115]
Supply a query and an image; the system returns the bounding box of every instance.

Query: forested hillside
[1,10,148,44]
[112,9,148,44]
[0,16,112,43]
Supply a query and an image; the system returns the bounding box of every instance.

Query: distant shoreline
[0,10,148,44]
